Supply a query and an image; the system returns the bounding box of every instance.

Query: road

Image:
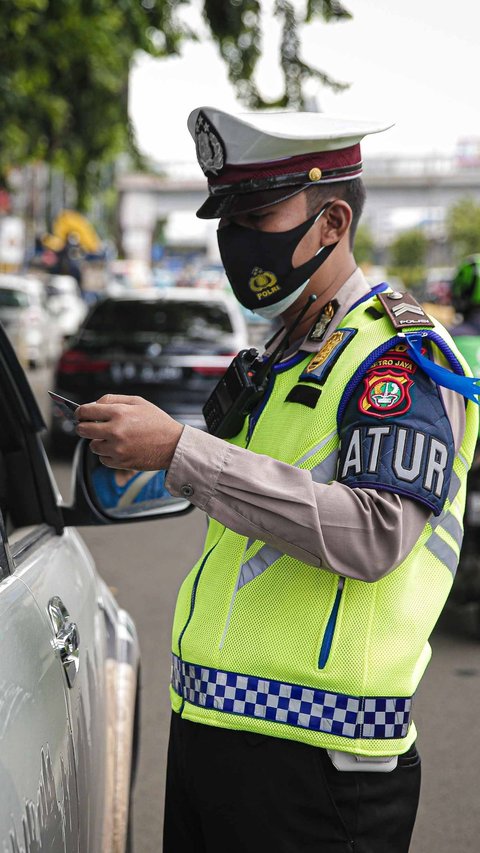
[32,368,480,853]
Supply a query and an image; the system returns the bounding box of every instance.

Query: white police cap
[188,106,393,219]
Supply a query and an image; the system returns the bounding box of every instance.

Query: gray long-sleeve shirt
[165,269,466,582]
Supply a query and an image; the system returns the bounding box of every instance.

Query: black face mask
[217,203,337,312]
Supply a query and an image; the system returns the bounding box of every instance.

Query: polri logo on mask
[217,203,336,314]
[248,268,281,301]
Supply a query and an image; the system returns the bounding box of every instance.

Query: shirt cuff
[165,425,233,509]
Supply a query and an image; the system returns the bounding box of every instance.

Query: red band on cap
[208,144,362,186]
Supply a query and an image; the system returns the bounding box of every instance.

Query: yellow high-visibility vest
[170,290,478,757]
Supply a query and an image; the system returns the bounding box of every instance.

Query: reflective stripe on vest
[171,654,412,740]
[237,435,339,590]
[424,463,467,577]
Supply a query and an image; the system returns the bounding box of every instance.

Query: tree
[387,228,428,292]
[0,0,351,209]
[445,197,480,261]
[353,223,375,267]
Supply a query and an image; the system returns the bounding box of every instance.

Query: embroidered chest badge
[300,328,357,385]
[359,343,416,419]
[306,331,346,372]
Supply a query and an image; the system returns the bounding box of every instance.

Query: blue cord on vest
[404,332,480,405]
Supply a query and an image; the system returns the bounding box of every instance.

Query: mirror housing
[60,439,193,526]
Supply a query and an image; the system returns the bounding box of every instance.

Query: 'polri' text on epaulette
[377,291,434,329]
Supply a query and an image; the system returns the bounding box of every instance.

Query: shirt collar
[272,267,372,359]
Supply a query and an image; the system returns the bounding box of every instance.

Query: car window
[0,289,29,308]
[0,348,54,537]
[83,300,234,339]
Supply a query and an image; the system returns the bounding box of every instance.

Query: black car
[50,287,248,448]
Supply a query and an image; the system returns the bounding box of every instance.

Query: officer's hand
[76,394,184,470]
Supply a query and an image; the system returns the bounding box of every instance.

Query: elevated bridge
[118,155,480,261]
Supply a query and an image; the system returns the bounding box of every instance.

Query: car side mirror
[60,439,193,526]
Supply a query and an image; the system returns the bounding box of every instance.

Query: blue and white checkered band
[171,655,412,740]
[195,111,225,177]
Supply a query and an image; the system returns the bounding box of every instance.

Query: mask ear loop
[304,201,338,274]
[314,200,334,222]
[311,200,335,258]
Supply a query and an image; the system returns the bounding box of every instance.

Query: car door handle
[47,596,80,688]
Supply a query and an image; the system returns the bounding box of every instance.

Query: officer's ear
[320,200,352,246]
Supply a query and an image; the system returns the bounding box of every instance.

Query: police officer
[76,108,479,853]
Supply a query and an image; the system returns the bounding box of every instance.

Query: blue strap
[405,332,480,404]
[347,282,389,315]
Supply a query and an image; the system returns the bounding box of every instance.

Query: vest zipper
[318,577,344,669]
[177,535,224,711]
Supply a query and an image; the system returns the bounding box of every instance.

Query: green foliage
[387,228,428,292]
[445,197,480,261]
[353,223,375,266]
[386,266,424,293]
[389,228,428,268]
[0,0,352,207]
[205,0,350,109]
[306,0,351,23]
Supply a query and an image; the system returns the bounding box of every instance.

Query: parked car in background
[0,273,61,368]
[50,287,249,447]
[106,259,154,294]
[0,316,191,851]
[151,266,176,289]
[192,262,229,290]
[46,274,88,341]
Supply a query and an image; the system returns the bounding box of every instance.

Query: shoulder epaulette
[377,291,434,330]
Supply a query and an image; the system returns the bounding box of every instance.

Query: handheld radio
[202,295,317,438]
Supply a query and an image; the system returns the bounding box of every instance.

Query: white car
[46,274,88,340]
[0,320,191,851]
[0,273,61,368]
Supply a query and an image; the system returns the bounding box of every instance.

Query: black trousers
[163,712,421,853]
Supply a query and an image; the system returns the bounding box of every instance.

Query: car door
[0,324,106,851]
[0,315,191,853]
[12,526,108,852]
[0,554,79,853]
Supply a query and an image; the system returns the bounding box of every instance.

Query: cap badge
[308,167,322,182]
[195,111,225,177]
[248,268,280,300]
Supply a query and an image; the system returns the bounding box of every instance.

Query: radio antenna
[255,294,317,387]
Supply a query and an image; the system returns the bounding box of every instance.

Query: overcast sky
[129,0,479,167]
